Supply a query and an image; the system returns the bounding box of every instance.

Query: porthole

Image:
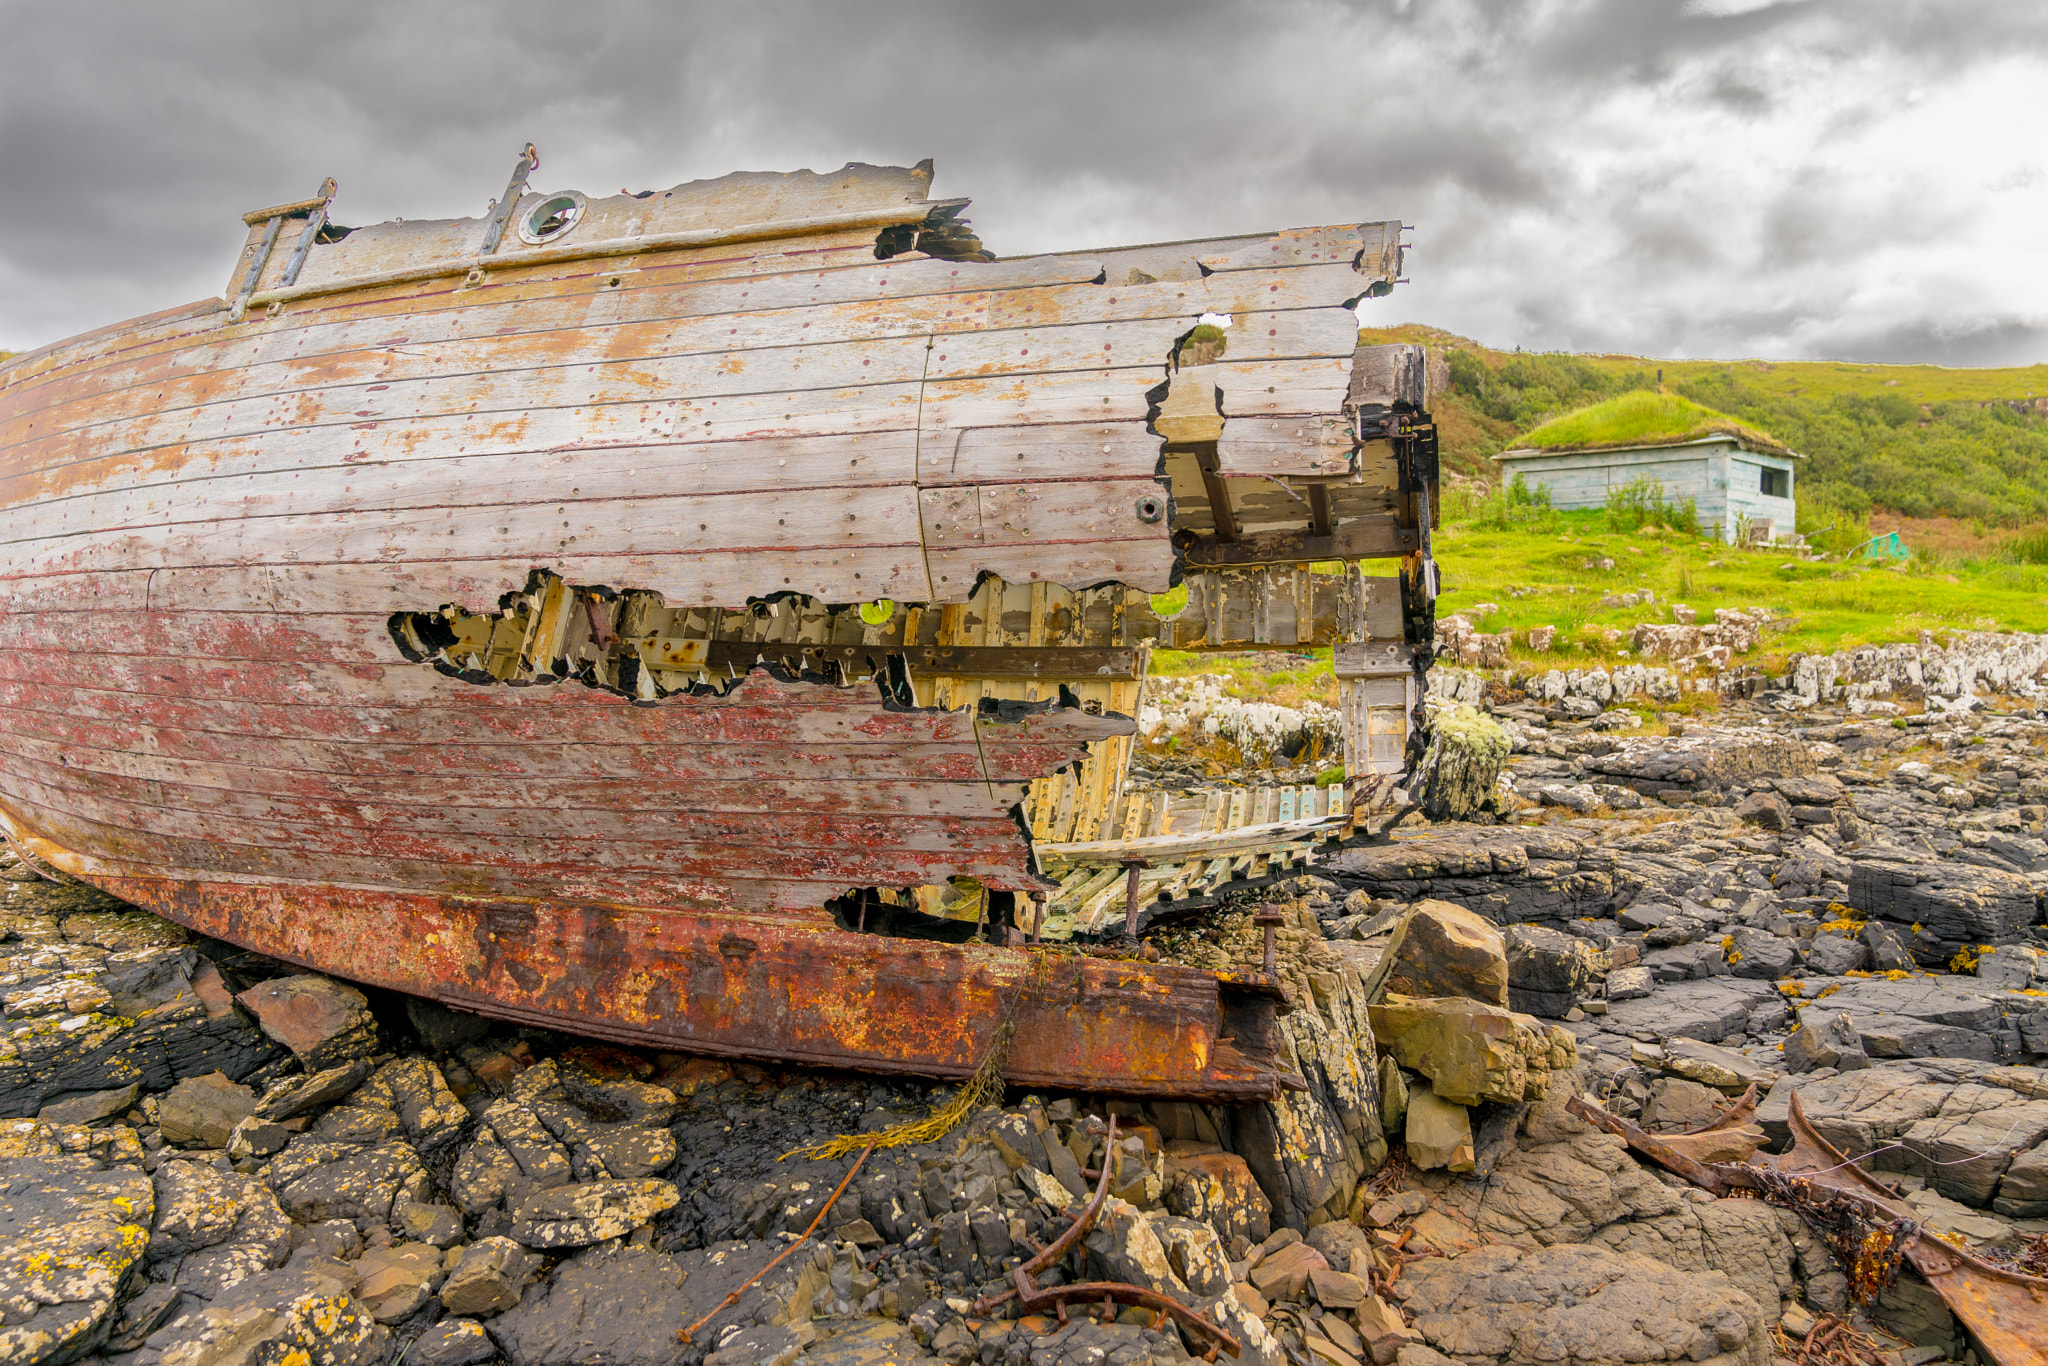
[516,190,587,246]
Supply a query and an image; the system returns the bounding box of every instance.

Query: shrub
[1604,475,1699,534]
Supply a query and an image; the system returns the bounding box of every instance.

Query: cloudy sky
[1,0,2043,366]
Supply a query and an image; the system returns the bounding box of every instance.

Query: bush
[1474,473,1556,529]
[1604,475,1699,534]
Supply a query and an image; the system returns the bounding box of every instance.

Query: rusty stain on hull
[0,153,1438,1097]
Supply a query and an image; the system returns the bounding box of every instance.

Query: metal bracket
[478,143,540,256]
[277,177,339,290]
[231,177,335,321]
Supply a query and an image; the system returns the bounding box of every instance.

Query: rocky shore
[5,679,2048,1366]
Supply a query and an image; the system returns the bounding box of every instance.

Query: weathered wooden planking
[1,254,1365,444]
[2,796,1051,911]
[1214,415,1356,477]
[0,253,1365,480]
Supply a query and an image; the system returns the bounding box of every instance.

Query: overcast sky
[1,0,2043,367]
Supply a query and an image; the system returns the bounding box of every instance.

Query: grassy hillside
[1363,325,2048,532]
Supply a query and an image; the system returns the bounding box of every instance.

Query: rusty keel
[85,873,1297,1102]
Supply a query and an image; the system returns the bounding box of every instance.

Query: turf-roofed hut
[1492,391,1801,543]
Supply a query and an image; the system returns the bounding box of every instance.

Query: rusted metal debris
[974,1116,1243,1360]
[0,149,1438,1097]
[1566,1091,2048,1366]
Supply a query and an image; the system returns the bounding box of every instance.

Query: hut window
[1759,467,1789,497]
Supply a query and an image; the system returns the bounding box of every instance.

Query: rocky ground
[5,675,2048,1366]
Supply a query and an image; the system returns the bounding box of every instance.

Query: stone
[439,1236,541,1317]
[352,1241,446,1322]
[1507,925,1592,1015]
[1248,1239,1329,1301]
[1163,1150,1272,1247]
[1311,1267,1374,1309]
[706,1324,803,1366]
[0,1155,154,1363]
[1369,900,1510,1008]
[1379,1057,1409,1135]
[236,974,380,1070]
[1660,1037,1776,1094]
[1724,927,1800,980]
[158,1071,257,1148]
[1783,1010,1870,1074]
[1733,790,1793,831]
[36,1083,141,1128]
[1862,921,1914,973]
[253,1059,373,1121]
[1605,966,1653,1002]
[1398,1243,1767,1366]
[394,1199,466,1247]
[1803,932,1868,976]
[1153,1215,1233,1297]
[405,1318,499,1366]
[1994,1142,2048,1216]
[273,1139,431,1223]
[506,1177,682,1248]
[1405,1090,1475,1172]
[1370,997,1572,1105]
[1849,858,2037,949]
[226,1116,291,1160]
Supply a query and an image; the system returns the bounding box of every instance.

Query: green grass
[1413,507,2048,676]
[1515,391,1792,457]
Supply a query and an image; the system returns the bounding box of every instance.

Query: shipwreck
[0,151,1438,1099]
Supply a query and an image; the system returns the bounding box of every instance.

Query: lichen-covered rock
[253,1061,371,1122]
[0,1155,153,1365]
[1848,858,2037,954]
[267,1140,431,1224]
[1161,1150,1272,1247]
[1395,1243,1768,1366]
[1412,704,1513,821]
[507,1177,682,1248]
[0,943,283,1120]
[151,1172,292,1302]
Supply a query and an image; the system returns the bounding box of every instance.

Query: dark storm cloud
[0,0,2042,366]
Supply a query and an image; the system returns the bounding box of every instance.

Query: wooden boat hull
[0,158,1435,1095]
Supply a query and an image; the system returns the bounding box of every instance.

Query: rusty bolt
[1252,911,1283,974]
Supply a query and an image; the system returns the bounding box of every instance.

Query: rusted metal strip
[478,143,540,256]
[86,872,1293,1103]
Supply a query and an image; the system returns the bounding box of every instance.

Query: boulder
[1803,932,1867,976]
[1411,705,1513,821]
[1405,1091,1475,1173]
[1849,859,2036,951]
[236,975,380,1070]
[135,1265,387,1366]
[0,1155,155,1363]
[1370,997,1574,1105]
[254,1060,372,1121]
[1396,1243,1768,1366]
[1248,1238,1328,1301]
[1605,966,1653,1002]
[1506,925,1592,1017]
[1368,900,1510,1008]
[1861,921,1914,972]
[1724,927,1800,980]
[158,1071,257,1149]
